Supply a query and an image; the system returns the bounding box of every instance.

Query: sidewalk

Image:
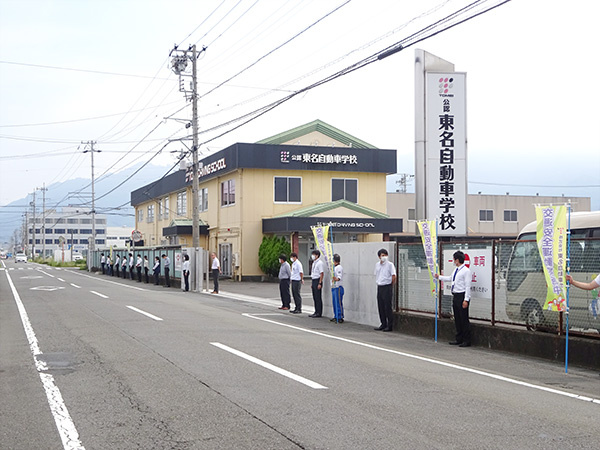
[203,279,316,315]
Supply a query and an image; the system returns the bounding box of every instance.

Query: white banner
[425,72,467,236]
[442,248,492,300]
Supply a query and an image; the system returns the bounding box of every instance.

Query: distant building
[387,192,592,240]
[105,226,132,248]
[28,206,106,258]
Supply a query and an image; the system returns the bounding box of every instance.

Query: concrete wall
[321,241,396,327]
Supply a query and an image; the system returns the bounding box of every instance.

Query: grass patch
[34,257,87,269]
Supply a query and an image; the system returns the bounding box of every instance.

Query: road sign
[131,230,143,243]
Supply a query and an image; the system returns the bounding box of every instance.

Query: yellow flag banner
[535,205,568,311]
[417,220,438,295]
[311,225,334,279]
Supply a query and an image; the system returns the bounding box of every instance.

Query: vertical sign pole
[435,218,439,343]
[565,203,571,374]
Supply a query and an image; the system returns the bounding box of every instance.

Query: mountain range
[0,163,175,244]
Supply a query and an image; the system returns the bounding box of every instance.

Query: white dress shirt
[291,259,303,281]
[311,258,324,279]
[375,260,396,286]
[333,264,343,288]
[439,264,472,302]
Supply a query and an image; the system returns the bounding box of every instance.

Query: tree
[258,235,291,277]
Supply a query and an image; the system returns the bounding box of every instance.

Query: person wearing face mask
[289,252,304,314]
[374,248,396,332]
[277,253,291,310]
[434,250,472,347]
[309,250,324,318]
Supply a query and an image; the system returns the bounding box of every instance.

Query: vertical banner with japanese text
[311,225,334,279]
[417,220,438,295]
[535,205,568,311]
[425,72,467,235]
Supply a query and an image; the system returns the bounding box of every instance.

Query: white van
[505,211,600,331]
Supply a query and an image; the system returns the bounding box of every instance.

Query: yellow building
[130,120,402,280]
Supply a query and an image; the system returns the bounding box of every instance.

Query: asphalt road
[2,260,600,450]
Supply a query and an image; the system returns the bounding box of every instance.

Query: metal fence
[397,239,600,338]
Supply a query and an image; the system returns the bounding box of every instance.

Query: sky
[1,0,599,224]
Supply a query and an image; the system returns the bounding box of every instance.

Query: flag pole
[565,202,571,374]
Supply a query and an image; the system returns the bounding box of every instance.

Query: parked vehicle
[15,253,27,263]
[506,211,600,331]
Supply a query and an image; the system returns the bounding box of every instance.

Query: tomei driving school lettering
[185,158,227,182]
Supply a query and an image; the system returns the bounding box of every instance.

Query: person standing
[135,254,142,282]
[182,254,191,292]
[128,253,134,280]
[435,250,472,347]
[144,256,150,283]
[122,255,128,278]
[374,248,396,332]
[309,250,324,318]
[278,254,291,310]
[162,254,171,287]
[331,254,344,323]
[567,274,600,319]
[211,252,220,294]
[100,253,106,274]
[290,252,304,314]
[107,255,113,276]
[153,256,160,285]
[114,254,120,278]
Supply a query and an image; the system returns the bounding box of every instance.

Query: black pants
[377,284,394,330]
[164,267,170,287]
[183,271,189,291]
[115,266,120,277]
[144,268,149,283]
[129,267,134,280]
[101,263,105,274]
[153,271,160,285]
[212,269,219,292]
[452,292,471,344]
[311,279,322,316]
[279,278,291,308]
[291,280,302,312]
[136,267,142,282]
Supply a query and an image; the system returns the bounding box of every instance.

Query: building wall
[134,167,388,277]
[387,192,592,238]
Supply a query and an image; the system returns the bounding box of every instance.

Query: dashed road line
[90,291,108,299]
[126,306,163,321]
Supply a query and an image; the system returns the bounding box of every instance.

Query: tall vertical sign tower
[415,49,467,236]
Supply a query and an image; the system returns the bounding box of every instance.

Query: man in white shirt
[100,253,106,275]
[309,250,324,318]
[567,273,600,319]
[290,252,304,314]
[331,254,344,323]
[211,252,221,294]
[374,248,396,332]
[135,254,142,282]
[435,250,472,347]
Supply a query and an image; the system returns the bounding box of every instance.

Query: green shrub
[258,235,291,277]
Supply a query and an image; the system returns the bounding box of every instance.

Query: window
[164,197,170,219]
[221,179,235,206]
[177,191,187,216]
[331,179,358,203]
[96,229,105,235]
[54,228,65,234]
[69,229,78,234]
[96,239,105,245]
[54,239,60,244]
[137,208,144,222]
[408,208,416,221]
[479,209,494,222]
[147,204,155,222]
[503,210,518,222]
[158,200,163,219]
[200,188,209,212]
[274,177,301,203]
[80,229,92,234]
[80,218,92,224]
[67,218,79,224]
[45,239,53,244]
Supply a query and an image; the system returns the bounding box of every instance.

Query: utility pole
[82,141,100,268]
[30,191,36,259]
[170,44,204,290]
[39,184,48,258]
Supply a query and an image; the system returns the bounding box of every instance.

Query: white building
[105,226,132,249]
[28,206,107,258]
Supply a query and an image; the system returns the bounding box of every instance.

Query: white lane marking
[37,269,55,278]
[31,286,65,292]
[57,278,65,282]
[243,313,600,405]
[5,269,86,449]
[70,270,147,291]
[211,342,327,390]
[126,306,164,321]
[212,290,315,313]
[90,291,108,299]
[70,283,81,289]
